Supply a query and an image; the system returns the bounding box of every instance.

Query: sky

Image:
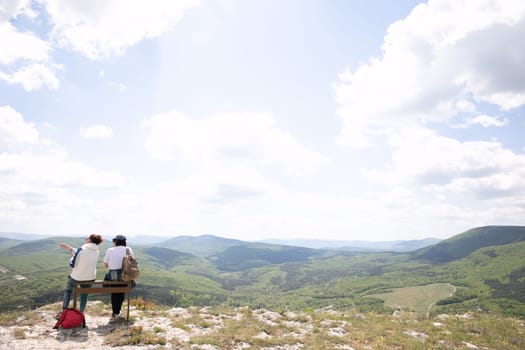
[1,0,525,241]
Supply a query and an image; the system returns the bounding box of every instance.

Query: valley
[0,226,524,320]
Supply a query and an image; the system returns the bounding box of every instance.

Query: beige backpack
[121,247,140,281]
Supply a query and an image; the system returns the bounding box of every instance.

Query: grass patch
[0,310,42,327]
[368,283,455,313]
[189,307,296,347]
[13,328,26,339]
[130,296,159,311]
[171,313,214,330]
[104,325,167,346]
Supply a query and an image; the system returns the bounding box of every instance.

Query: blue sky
[1,0,524,241]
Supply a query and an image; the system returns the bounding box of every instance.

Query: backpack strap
[53,309,67,329]
[126,247,131,256]
[69,247,82,268]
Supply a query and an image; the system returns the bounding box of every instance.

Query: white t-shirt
[103,246,135,270]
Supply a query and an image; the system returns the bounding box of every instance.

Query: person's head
[112,234,127,246]
[87,234,103,245]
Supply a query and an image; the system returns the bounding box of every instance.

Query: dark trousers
[111,292,126,315]
[105,269,125,315]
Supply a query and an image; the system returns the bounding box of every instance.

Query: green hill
[429,240,525,317]
[141,246,193,267]
[210,243,327,271]
[158,234,243,257]
[134,246,217,274]
[0,237,22,250]
[0,232,47,241]
[411,226,525,263]
[2,236,87,256]
[0,237,91,274]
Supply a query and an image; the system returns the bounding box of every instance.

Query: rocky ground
[0,301,523,349]
[0,302,156,350]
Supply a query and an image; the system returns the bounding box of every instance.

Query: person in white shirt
[59,234,103,314]
[103,234,135,320]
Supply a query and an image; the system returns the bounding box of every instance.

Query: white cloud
[1,0,197,91]
[0,107,125,232]
[429,172,525,199]
[334,0,525,147]
[0,63,60,91]
[369,126,525,202]
[0,22,49,65]
[452,114,509,128]
[455,99,477,113]
[80,124,114,139]
[42,0,199,59]
[0,2,60,91]
[0,108,121,187]
[0,152,124,189]
[332,0,525,236]
[125,110,339,237]
[0,105,39,148]
[108,81,126,92]
[2,0,523,239]
[0,0,36,22]
[87,171,522,240]
[142,110,329,176]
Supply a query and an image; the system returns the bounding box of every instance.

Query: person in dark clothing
[102,234,135,321]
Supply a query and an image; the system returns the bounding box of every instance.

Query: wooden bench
[73,280,132,321]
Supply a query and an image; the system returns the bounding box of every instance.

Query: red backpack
[53,308,86,329]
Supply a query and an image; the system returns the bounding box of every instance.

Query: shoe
[109,313,119,323]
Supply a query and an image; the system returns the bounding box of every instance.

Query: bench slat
[73,280,132,322]
[76,287,130,293]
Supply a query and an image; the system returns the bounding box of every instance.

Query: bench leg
[126,290,130,322]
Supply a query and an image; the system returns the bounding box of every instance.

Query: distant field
[369,283,456,313]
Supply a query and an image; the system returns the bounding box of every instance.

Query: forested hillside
[411,226,525,263]
[0,226,524,319]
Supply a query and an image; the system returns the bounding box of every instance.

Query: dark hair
[113,238,126,246]
[88,234,103,245]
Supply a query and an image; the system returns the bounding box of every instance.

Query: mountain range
[261,237,441,251]
[0,225,524,319]
[0,232,441,252]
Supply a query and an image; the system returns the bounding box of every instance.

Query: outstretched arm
[59,243,75,255]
